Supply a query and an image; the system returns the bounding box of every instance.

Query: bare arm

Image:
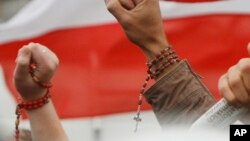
[14,43,68,141]
[106,0,250,127]
[106,0,216,128]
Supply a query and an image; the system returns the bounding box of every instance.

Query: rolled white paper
[190,99,248,130]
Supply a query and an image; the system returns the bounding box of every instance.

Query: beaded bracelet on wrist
[133,46,180,132]
[15,63,52,141]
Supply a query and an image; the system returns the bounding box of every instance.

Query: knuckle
[28,42,36,46]
[218,76,227,94]
[46,64,55,73]
[18,47,25,54]
[217,76,234,103]
[17,59,28,68]
[228,76,241,90]
[47,62,57,73]
[28,42,38,50]
[238,58,250,74]
[228,66,236,73]
[106,1,116,12]
[28,42,35,47]
[218,83,227,96]
[227,66,241,89]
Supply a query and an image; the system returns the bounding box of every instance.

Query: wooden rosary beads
[134,46,180,132]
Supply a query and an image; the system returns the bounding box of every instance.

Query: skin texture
[13,43,68,141]
[106,0,250,113]
[19,129,32,141]
[218,43,250,109]
[105,0,168,60]
[105,0,178,81]
[14,43,58,100]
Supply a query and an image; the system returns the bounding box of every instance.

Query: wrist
[21,88,48,101]
[15,89,51,141]
[141,37,169,60]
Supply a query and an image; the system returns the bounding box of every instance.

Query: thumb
[120,0,136,10]
[14,46,32,80]
[106,0,128,21]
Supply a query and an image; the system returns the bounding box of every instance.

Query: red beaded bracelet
[133,46,180,132]
[15,63,52,141]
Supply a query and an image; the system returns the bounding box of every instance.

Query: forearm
[26,101,68,141]
[105,0,216,129]
[139,30,169,61]
[139,34,180,81]
[14,43,65,141]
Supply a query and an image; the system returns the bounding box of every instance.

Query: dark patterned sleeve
[144,60,216,128]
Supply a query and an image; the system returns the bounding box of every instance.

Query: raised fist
[14,43,59,100]
[219,43,250,109]
[106,0,168,59]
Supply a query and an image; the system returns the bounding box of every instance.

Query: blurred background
[0,0,31,23]
[0,0,250,141]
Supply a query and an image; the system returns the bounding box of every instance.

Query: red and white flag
[0,0,250,140]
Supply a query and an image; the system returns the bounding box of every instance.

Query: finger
[27,43,59,66]
[106,0,128,21]
[238,58,250,95]
[218,74,240,106]
[36,43,59,65]
[27,43,59,82]
[227,66,250,106]
[120,0,135,10]
[14,46,32,80]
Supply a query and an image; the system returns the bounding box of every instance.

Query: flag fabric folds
[0,0,250,119]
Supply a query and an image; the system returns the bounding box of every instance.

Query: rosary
[133,46,180,132]
[15,62,52,141]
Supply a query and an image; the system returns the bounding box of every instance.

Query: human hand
[105,0,168,59]
[14,43,59,100]
[218,43,250,109]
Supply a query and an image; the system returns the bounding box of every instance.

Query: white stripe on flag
[0,65,16,140]
[0,0,250,44]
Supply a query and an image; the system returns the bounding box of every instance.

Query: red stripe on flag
[0,14,250,118]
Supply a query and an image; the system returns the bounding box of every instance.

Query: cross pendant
[133,116,142,132]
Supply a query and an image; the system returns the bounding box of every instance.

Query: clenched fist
[14,43,59,100]
[219,43,250,109]
[106,0,168,59]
